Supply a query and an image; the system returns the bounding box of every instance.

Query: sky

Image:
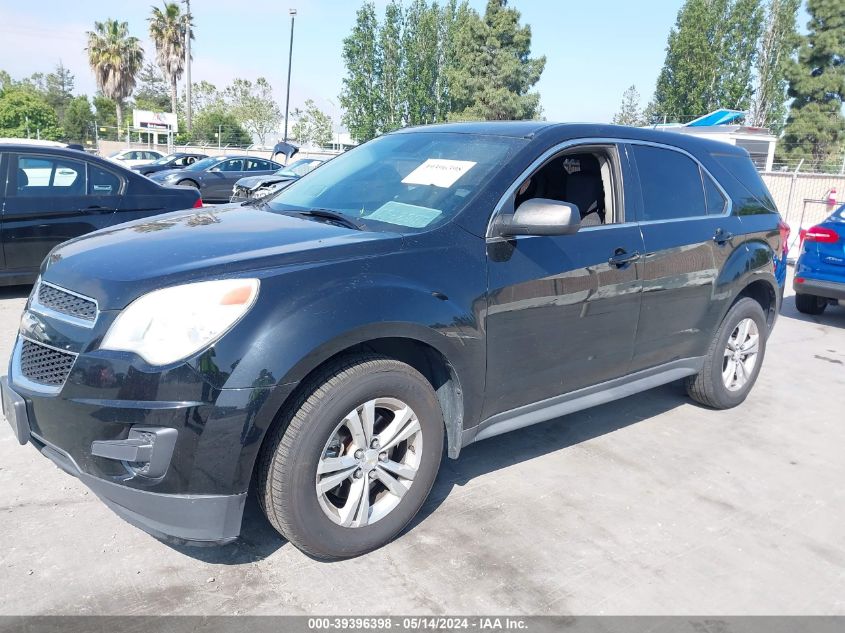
[0,0,695,130]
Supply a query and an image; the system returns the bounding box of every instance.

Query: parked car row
[148,155,283,203]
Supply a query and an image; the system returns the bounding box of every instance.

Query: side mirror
[496,198,581,237]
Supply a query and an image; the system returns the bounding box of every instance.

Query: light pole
[283,8,296,143]
[183,0,192,134]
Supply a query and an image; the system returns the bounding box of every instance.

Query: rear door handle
[713,229,733,245]
[608,249,641,267]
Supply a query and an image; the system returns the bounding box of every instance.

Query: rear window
[633,145,707,221]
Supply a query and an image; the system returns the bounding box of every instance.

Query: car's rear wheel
[686,297,767,409]
[795,293,827,315]
[257,355,444,560]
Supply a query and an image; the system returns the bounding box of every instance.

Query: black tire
[257,354,444,560]
[177,179,199,189]
[686,297,768,409]
[795,293,827,315]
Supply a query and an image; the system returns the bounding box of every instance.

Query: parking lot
[0,277,843,616]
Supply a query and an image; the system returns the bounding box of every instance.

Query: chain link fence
[761,169,844,260]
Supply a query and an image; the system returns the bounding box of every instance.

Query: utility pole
[283,8,297,143]
[183,0,192,134]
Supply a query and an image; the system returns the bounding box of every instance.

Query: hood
[237,174,295,190]
[42,205,401,309]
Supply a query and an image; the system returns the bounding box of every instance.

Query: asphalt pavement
[1,277,843,615]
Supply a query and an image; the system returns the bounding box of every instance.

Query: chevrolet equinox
[2,122,786,559]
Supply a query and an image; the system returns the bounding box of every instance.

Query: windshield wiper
[294,208,364,231]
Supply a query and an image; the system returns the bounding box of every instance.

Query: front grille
[20,339,77,386]
[37,284,97,321]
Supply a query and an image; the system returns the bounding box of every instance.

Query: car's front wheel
[257,355,444,559]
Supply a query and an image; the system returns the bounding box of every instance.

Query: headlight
[101,279,260,365]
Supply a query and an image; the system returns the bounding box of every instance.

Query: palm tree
[148,2,193,116]
[86,19,144,135]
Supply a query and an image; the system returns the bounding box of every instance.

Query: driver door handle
[713,228,733,245]
[608,249,641,267]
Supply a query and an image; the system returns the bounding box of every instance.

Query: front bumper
[3,371,257,544]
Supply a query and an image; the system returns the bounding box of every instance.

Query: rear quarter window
[710,152,777,215]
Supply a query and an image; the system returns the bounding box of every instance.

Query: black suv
[2,123,785,559]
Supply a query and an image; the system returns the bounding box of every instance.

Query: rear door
[204,158,244,200]
[628,143,745,372]
[3,153,127,273]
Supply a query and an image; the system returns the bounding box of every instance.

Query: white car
[107,149,164,168]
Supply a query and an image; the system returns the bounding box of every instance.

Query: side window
[14,156,84,196]
[246,159,271,171]
[513,147,621,226]
[219,159,244,172]
[702,169,727,215]
[633,145,706,221]
[88,164,122,196]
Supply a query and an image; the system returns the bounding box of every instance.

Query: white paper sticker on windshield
[367,201,442,228]
[401,159,476,188]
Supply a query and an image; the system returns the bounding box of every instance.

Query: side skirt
[461,357,704,447]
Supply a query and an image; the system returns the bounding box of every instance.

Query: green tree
[148,2,192,116]
[748,0,801,131]
[447,0,545,121]
[291,99,334,147]
[133,62,170,111]
[652,0,764,121]
[781,0,845,171]
[44,61,75,126]
[86,19,144,134]
[93,94,118,138]
[225,77,281,146]
[340,2,380,142]
[376,0,404,132]
[0,90,62,139]
[401,0,443,126]
[612,85,645,126]
[63,95,95,143]
[192,109,251,146]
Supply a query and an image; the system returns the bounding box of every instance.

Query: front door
[483,144,645,419]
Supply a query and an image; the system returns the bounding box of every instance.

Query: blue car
[794,204,845,314]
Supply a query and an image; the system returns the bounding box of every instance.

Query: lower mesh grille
[20,339,76,386]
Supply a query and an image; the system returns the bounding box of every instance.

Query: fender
[711,237,779,336]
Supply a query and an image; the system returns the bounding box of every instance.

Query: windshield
[276,159,322,178]
[185,156,220,172]
[151,153,179,165]
[267,132,524,232]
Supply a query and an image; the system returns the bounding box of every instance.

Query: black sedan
[131,152,207,176]
[231,158,324,202]
[150,155,282,203]
[0,143,201,285]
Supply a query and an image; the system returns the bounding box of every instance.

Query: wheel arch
[248,326,470,498]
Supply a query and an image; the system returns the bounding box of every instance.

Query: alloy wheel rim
[316,397,423,528]
[722,318,760,392]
